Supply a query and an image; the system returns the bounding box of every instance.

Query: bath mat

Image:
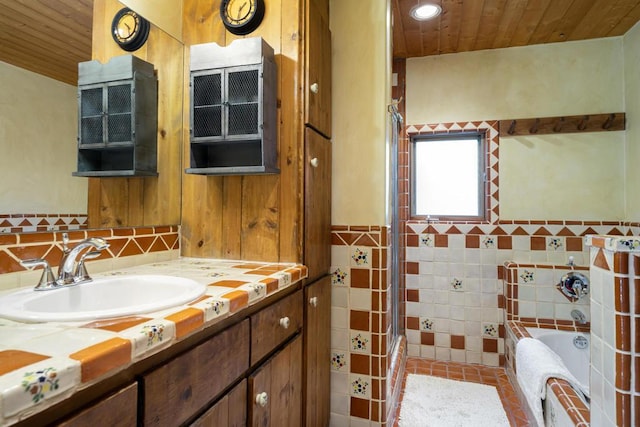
[398,374,510,427]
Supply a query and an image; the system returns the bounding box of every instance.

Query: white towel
[516,337,587,427]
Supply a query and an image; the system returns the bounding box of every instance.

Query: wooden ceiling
[393,0,640,58]
[0,0,93,85]
[2,1,640,85]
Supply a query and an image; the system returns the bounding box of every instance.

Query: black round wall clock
[220,0,266,36]
[111,8,150,52]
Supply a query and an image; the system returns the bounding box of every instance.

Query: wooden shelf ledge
[499,113,625,136]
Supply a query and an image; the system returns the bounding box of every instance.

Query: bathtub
[526,327,590,398]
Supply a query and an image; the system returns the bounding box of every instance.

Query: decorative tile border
[0,226,180,276]
[0,214,88,234]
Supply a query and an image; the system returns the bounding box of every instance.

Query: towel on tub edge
[515,337,587,427]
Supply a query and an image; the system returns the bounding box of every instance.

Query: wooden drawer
[250,290,302,365]
[58,382,137,427]
[142,320,250,426]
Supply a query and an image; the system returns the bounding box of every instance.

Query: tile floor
[394,358,531,427]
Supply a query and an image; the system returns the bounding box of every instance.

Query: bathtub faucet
[570,309,587,325]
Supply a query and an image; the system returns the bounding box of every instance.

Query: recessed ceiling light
[410,4,442,21]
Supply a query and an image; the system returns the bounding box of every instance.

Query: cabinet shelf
[74,55,158,177]
[188,38,278,175]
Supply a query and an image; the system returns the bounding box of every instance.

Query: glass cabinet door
[79,86,104,145]
[106,83,133,143]
[227,68,260,137]
[192,71,223,139]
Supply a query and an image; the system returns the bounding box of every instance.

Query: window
[411,132,486,221]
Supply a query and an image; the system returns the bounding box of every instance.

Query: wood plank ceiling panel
[0,0,93,85]
[393,0,640,58]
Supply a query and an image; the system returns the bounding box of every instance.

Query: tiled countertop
[0,258,307,426]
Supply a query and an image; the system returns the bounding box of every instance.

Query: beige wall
[0,61,87,215]
[624,21,640,221]
[330,0,390,226]
[406,38,626,220]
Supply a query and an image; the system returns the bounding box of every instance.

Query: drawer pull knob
[255,392,268,407]
[279,316,291,329]
[310,157,319,168]
[310,82,319,93]
[309,296,318,307]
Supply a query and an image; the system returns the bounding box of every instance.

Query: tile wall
[0,226,179,291]
[586,235,640,427]
[330,225,404,426]
[0,214,88,233]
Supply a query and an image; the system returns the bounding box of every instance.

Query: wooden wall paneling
[88,0,182,228]
[180,0,226,258]
[221,176,243,259]
[235,0,283,262]
[277,0,304,265]
[142,25,183,226]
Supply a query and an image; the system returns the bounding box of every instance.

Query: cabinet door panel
[305,0,331,137]
[142,320,250,426]
[304,276,331,426]
[190,380,247,427]
[251,291,302,365]
[249,335,302,427]
[304,128,331,282]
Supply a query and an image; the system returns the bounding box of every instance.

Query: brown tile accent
[351,353,371,375]
[497,236,512,250]
[434,234,448,247]
[81,316,151,332]
[259,277,280,294]
[351,396,370,419]
[406,262,419,275]
[451,335,465,349]
[616,392,631,427]
[69,337,132,382]
[616,314,631,351]
[406,317,419,330]
[614,252,629,274]
[351,268,371,288]
[134,236,156,252]
[406,289,419,302]
[616,352,632,391]
[208,280,248,288]
[530,236,546,250]
[594,249,611,271]
[614,277,630,313]
[118,240,144,257]
[219,290,249,313]
[0,350,51,375]
[165,307,205,339]
[351,310,370,331]
[406,234,418,247]
[465,235,480,248]
[483,338,498,353]
[420,332,434,345]
[565,237,583,252]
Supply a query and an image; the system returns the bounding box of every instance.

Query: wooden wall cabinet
[305,0,332,138]
[187,38,278,175]
[74,55,158,177]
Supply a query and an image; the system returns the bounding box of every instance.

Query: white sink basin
[0,275,206,322]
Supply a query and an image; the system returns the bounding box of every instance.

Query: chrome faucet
[571,309,587,325]
[21,233,109,290]
[57,233,109,285]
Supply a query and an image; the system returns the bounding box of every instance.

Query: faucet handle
[74,250,103,284]
[61,232,70,253]
[21,258,58,291]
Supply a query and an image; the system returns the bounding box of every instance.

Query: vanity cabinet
[57,382,137,427]
[191,380,247,427]
[187,37,278,175]
[249,335,302,426]
[303,276,331,427]
[74,55,158,177]
[141,320,250,426]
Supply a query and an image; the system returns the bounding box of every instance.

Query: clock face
[111,8,150,52]
[220,0,265,35]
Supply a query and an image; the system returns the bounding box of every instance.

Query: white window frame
[410,132,487,221]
